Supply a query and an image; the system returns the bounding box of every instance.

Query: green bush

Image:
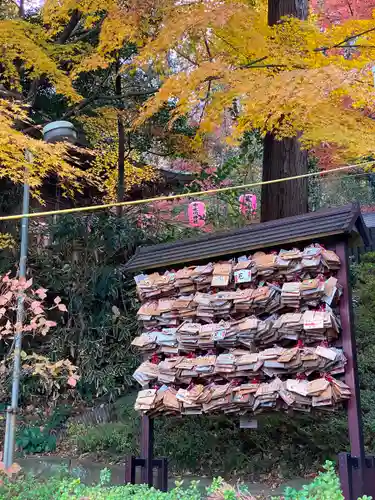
[0,471,243,500]
[278,461,343,500]
[0,462,372,499]
[66,392,347,478]
[15,406,71,455]
[352,252,375,452]
[67,421,137,456]
[16,426,56,455]
[277,461,371,500]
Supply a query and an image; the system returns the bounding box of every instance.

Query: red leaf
[24,278,33,290]
[31,300,42,311]
[0,291,12,305]
[67,376,77,387]
[35,288,47,300]
[54,296,61,305]
[58,303,67,312]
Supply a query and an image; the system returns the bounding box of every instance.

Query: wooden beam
[335,240,365,499]
[140,415,154,486]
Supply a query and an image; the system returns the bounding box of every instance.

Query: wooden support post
[335,241,365,498]
[364,455,375,498]
[140,415,154,487]
[338,453,353,500]
[124,455,136,484]
[160,457,168,492]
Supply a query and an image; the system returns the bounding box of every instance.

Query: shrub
[66,393,346,478]
[278,461,371,500]
[279,461,343,500]
[66,421,137,456]
[0,472,249,500]
[16,426,56,455]
[0,462,372,499]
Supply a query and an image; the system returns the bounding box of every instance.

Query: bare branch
[241,56,269,68]
[57,9,82,44]
[316,27,375,53]
[199,80,212,125]
[346,0,354,17]
[204,37,213,61]
[173,49,199,67]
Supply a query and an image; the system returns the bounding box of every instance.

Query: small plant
[66,421,137,456]
[0,473,257,499]
[0,274,79,404]
[16,426,56,454]
[277,461,372,500]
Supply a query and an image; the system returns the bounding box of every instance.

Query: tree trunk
[267,0,308,25]
[261,134,308,221]
[116,61,125,217]
[261,0,309,222]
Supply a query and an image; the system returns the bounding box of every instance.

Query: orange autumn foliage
[47,0,375,164]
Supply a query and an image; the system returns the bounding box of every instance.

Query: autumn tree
[3,0,375,212]
[261,0,309,222]
[0,11,88,196]
[57,0,375,219]
[0,1,189,203]
[311,0,375,24]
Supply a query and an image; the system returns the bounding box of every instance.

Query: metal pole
[3,151,31,468]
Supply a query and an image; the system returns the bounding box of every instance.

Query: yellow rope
[0,160,373,222]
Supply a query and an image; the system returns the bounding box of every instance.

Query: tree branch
[241,56,269,68]
[316,27,375,53]
[71,24,102,43]
[199,80,212,125]
[345,0,354,17]
[57,9,82,44]
[213,32,239,53]
[173,49,199,67]
[27,10,83,105]
[204,36,213,61]
[62,88,158,118]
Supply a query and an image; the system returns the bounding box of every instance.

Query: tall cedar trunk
[116,61,125,216]
[261,0,309,222]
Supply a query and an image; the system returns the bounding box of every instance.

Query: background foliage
[1,212,375,481]
[0,461,371,499]
[56,250,375,479]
